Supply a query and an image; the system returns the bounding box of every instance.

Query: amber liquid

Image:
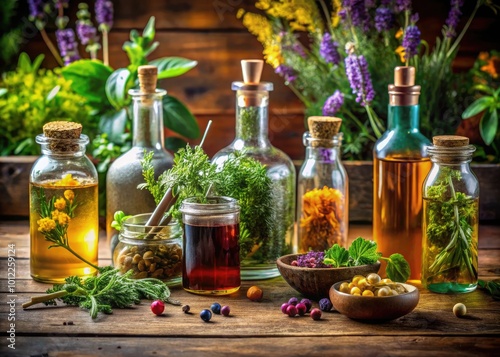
[30,181,99,283]
[373,156,431,280]
[182,223,240,295]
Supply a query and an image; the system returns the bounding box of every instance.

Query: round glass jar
[422,135,479,294]
[180,196,241,295]
[113,213,183,286]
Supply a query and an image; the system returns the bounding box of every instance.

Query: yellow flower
[37,217,56,232]
[54,197,66,211]
[395,46,406,63]
[331,0,342,28]
[64,190,75,202]
[478,52,489,61]
[480,55,500,79]
[395,28,404,39]
[51,210,61,221]
[57,212,71,225]
[54,174,80,187]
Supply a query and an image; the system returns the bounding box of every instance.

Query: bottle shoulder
[374,129,431,158]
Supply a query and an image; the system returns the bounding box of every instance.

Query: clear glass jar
[297,131,348,252]
[113,213,182,286]
[422,136,479,294]
[180,196,240,295]
[30,123,99,283]
[212,62,295,280]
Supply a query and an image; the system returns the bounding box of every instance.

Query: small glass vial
[113,213,182,286]
[30,121,99,283]
[297,116,348,252]
[422,135,479,293]
[180,196,240,295]
[212,59,295,280]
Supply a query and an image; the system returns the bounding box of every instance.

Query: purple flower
[395,0,411,13]
[76,21,99,45]
[375,7,394,32]
[320,33,340,65]
[95,0,114,30]
[323,90,344,116]
[56,28,81,65]
[292,43,307,59]
[402,25,421,60]
[345,54,375,106]
[293,251,331,268]
[275,65,297,83]
[28,0,47,19]
[444,0,464,38]
[341,0,370,32]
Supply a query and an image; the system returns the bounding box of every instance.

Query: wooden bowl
[276,254,381,300]
[329,281,419,321]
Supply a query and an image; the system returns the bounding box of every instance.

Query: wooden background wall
[23,0,500,160]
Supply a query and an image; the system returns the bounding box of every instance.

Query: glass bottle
[180,196,241,295]
[106,65,173,248]
[297,116,348,253]
[212,60,296,280]
[113,213,183,286]
[30,121,98,283]
[422,135,479,293]
[373,66,431,280]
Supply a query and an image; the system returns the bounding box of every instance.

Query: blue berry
[300,298,312,312]
[221,305,230,316]
[319,298,333,312]
[200,309,212,322]
[288,297,299,306]
[211,302,221,314]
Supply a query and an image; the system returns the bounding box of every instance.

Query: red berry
[310,308,322,320]
[286,305,298,317]
[281,303,290,314]
[296,303,307,316]
[221,305,231,316]
[151,300,165,316]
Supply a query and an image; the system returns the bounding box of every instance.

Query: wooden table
[1,221,499,356]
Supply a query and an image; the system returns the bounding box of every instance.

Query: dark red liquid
[182,223,240,293]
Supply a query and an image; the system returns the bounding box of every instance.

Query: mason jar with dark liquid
[180,196,240,295]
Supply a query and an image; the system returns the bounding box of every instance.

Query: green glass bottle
[373,66,431,281]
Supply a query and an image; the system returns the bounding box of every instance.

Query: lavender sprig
[28,0,47,21]
[76,3,100,59]
[395,0,412,13]
[275,64,297,83]
[339,0,370,32]
[402,25,421,62]
[95,0,114,31]
[375,7,394,33]
[444,0,464,39]
[323,90,344,116]
[320,33,340,65]
[56,28,81,65]
[344,53,375,106]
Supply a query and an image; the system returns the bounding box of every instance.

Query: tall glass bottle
[373,66,431,280]
[422,135,479,293]
[106,65,173,247]
[297,116,348,253]
[212,59,296,280]
[30,121,99,283]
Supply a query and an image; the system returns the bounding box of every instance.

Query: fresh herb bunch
[424,167,478,284]
[323,237,411,282]
[141,146,273,259]
[478,279,500,300]
[22,267,175,319]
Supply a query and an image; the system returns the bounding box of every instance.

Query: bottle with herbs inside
[106,65,173,249]
[422,135,479,294]
[373,66,431,280]
[212,59,296,280]
[297,116,348,253]
[30,121,99,283]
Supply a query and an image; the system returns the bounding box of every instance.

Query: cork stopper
[388,66,420,106]
[42,121,83,152]
[138,65,158,94]
[241,59,264,84]
[308,116,342,147]
[433,135,469,147]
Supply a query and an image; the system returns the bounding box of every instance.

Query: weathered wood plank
[3,336,499,357]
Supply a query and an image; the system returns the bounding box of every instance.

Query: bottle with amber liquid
[373,66,431,280]
[30,121,99,283]
[106,65,173,248]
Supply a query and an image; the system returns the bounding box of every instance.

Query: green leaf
[62,60,113,107]
[462,97,494,119]
[98,109,129,143]
[480,109,498,145]
[0,88,7,97]
[143,41,159,57]
[123,41,146,70]
[165,136,188,152]
[17,52,31,72]
[46,85,61,102]
[348,237,379,266]
[162,95,200,139]
[130,29,140,43]
[105,68,132,110]
[385,253,411,283]
[32,54,45,72]
[142,16,156,47]
[324,244,349,267]
[478,279,500,300]
[149,57,198,79]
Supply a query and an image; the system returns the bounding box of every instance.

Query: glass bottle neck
[303,132,343,163]
[387,104,420,131]
[36,133,89,157]
[130,90,166,149]
[235,90,270,146]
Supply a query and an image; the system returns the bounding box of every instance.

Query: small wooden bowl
[329,281,419,321]
[276,254,381,300]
